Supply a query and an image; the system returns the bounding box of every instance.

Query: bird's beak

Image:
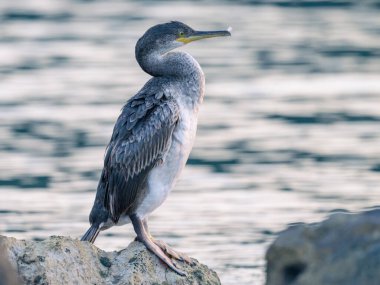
[177,30,231,44]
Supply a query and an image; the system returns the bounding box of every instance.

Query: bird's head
[136,21,231,56]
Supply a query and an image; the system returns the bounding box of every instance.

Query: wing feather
[103,88,179,223]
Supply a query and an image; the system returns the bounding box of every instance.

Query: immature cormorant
[81,21,231,275]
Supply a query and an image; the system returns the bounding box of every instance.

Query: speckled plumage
[81,21,230,275]
[84,22,206,230]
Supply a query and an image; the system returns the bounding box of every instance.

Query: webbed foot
[131,215,187,276]
[152,239,195,265]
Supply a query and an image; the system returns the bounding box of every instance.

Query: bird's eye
[178,31,185,37]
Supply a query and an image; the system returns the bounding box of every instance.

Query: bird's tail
[80,224,100,243]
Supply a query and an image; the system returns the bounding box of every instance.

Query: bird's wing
[102,88,180,223]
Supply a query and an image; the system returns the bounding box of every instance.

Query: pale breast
[135,103,198,218]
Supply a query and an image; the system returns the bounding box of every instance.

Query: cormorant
[81,21,231,275]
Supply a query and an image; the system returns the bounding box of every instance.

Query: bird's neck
[137,50,203,78]
[137,50,205,108]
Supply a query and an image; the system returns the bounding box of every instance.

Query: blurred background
[1,0,380,284]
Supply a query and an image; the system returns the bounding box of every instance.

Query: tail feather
[81,225,100,243]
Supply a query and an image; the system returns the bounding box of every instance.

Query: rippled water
[1,1,380,284]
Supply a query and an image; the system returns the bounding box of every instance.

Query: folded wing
[102,88,180,223]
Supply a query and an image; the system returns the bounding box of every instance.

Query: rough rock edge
[0,235,221,285]
[265,209,380,285]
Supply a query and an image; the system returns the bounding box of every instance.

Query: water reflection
[1,1,380,284]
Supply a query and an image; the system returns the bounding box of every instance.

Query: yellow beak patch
[176,30,231,44]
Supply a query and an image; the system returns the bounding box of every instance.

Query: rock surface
[0,235,220,285]
[0,247,21,285]
[266,209,380,285]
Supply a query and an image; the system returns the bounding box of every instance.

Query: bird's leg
[134,218,151,242]
[142,218,150,235]
[130,214,186,276]
[141,218,194,265]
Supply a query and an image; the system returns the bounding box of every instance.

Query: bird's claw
[134,236,187,276]
[161,257,186,276]
[172,264,187,277]
[153,239,195,266]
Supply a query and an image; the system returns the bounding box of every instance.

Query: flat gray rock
[0,235,220,285]
[266,209,380,285]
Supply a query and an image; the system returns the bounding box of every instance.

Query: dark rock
[266,209,380,285]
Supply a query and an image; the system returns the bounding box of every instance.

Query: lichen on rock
[0,235,221,285]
